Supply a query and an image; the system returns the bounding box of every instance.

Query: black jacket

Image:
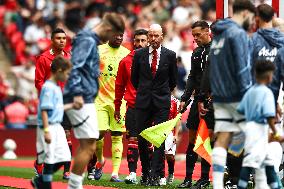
[131,46,177,109]
[181,42,211,102]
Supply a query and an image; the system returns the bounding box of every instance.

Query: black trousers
[136,106,170,178]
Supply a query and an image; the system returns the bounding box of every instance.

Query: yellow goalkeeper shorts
[96,102,126,132]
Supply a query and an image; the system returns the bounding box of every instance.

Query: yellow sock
[95,138,104,163]
[111,135,123,176]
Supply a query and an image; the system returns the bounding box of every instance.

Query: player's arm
[180,53,197,103]
[35,56,46,93]
[39,86,54,144]
[131,51,140,90]
[264,91,279,140]
[174,120,181,143]
[41,110,51,144]
[230,32,252,95]
[174,101,181,142]
[69,37,95,109]
[114,58,127,121]
[64,103,74,111]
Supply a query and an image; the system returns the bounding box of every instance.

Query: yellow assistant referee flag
[139,113,182,148]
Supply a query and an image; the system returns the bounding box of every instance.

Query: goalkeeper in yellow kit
[87,31,130,182]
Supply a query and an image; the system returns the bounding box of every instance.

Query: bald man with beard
[131,24,177,186]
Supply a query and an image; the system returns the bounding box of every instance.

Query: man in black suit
[131,24,177,186]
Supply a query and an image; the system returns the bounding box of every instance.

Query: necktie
[151,49,158,76]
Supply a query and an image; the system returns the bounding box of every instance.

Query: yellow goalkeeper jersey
[95,43,130,108]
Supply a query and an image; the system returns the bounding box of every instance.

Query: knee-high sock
[255,168,270,189]
[186,143,198,180]
[238,167,253,189]
[68,172,83,189]
[212,147,227,189]
[95,138,104,163]
[111,135,123,176]
[64,162,71,173]
[266,165,281,189]
[127,140,139,173]
[87,153,97,173]
[41,163,54,189]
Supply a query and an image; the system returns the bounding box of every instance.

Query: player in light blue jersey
[32,56,73,189]
[237,60,281,189]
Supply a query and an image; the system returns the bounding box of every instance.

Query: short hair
[257,4,274,22]
[51,56,72,73]
[255,60,275,79]
[233,0,256,14]
[51,28,66,39]
[191,20,209,29]
[134,29,148,38]
[102,13,125,33]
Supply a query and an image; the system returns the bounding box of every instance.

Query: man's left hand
[198,102,208,116]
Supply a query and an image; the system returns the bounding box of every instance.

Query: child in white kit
[237,60,281,189]
[31,56,74,189]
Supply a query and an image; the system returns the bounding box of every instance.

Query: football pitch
[0,158,213,188]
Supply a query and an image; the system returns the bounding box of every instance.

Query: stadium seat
[0,6,5,31]
[4,22,17,39]
[14,40,26,65]
[10,31,23,49]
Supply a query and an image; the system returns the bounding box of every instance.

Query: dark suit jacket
[131,46,177,109]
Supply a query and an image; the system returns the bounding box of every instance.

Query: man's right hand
[73,96,84,110]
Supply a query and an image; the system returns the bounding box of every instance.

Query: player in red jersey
[34,28,72,180]
[159,95,181,186]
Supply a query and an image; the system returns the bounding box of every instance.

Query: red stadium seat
[4,22,17,39]
[10,31,23,49]
[15,40,25,55]
[0,6,5,19]
[15,54,27,65]
[0,6,5,31]
[14,40,26,65]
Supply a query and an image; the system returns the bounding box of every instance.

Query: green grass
[0,167,213,189]
[0,167,183,189]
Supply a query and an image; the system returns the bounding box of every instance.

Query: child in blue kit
[32,56,73,189]
[237,60,281,189]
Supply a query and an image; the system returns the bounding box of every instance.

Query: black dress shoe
[178,179,192,188]
[190,179,210,189]
[151,177,160,186]
[140,175,151,186]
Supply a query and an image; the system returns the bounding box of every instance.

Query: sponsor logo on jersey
[211,38,225,55]
[258,47,278,62]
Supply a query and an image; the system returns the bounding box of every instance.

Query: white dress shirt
[149,45,162,70]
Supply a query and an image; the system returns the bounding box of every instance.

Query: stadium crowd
[0,0,218,130]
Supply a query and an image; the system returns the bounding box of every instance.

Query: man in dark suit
[131,24,177,186]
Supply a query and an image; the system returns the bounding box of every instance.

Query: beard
[242,18,251,31]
